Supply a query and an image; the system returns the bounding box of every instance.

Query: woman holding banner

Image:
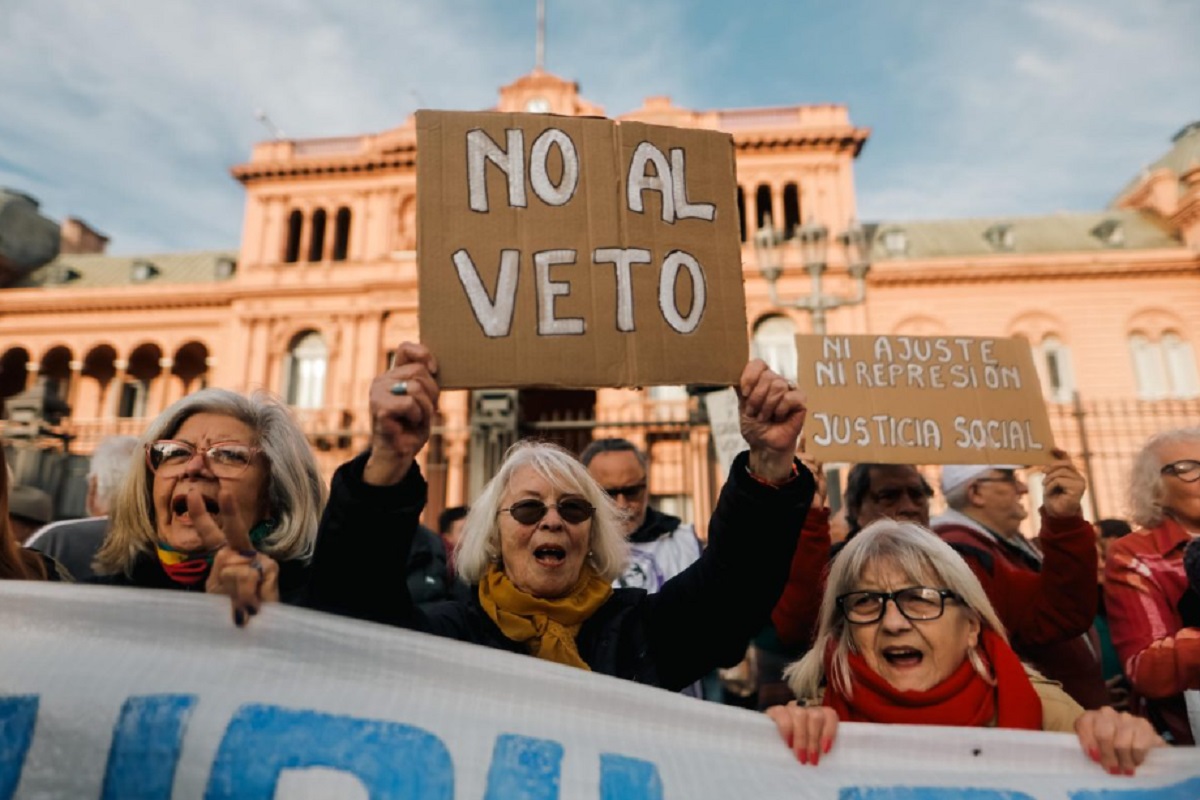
[768,520,1164,776]
[306,342,815,690]
[93,388,325,624]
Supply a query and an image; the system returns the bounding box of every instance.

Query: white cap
[940,464,1023,497]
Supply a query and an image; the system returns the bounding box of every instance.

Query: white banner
[1,582,1197,799]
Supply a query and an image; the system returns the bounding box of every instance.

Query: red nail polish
[798,750,808,765]
[823,740,832,754]
[810,752,819,766]
[1088,747,1100,761]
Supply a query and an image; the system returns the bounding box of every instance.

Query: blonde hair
[785,519,1007,701]
[455,439,628,586]
[94,388,326,576]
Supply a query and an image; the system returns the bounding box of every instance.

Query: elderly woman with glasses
[767,521,1163,776]
[1104,426,1200,745]
[306,342,815,689]
[93,388,326,624]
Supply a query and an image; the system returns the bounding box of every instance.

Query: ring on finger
[390,380,409,396]
[251,557,264,578]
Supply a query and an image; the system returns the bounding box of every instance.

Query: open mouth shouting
[881,646,924,668]
[533,544,567,566]
[172,493,219,519]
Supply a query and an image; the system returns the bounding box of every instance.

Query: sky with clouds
[0,0,1195,254]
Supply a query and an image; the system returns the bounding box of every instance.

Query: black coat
[307,450,814,692]
[92,550,311,604]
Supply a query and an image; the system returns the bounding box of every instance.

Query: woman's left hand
[1074,706,1165,776]
[738,360,807,482]
[190,488,280,627]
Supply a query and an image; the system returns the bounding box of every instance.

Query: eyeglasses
[1161,460,1200,483]
[146,440,260,478]
[973,470,1021,487]
[502,498,596,525]
[869,486,933,505]
[836,586,963,625]
[604,483,647,501]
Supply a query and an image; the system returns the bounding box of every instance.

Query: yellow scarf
[478,562,613,670]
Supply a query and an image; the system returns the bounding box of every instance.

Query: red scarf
[823,628,1042,730]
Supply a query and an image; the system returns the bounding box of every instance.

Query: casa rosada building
[2,68,1199,531]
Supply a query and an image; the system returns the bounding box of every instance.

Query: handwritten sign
[795,334,1056,465]
[417,110,748,389]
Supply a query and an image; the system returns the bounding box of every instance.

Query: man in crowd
[26,435,138,579]
[932,453,1107,708]
[581,438,701,593]
[581,438,707,698]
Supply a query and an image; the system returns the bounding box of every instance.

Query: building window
[285,332,327,409]
[308,209,327,262]
[782,183,800,239]
[1130,332,1199,399]
[117,379,150,418]
[284,210,302,263]
[333,207,351,261]
[755,184,773,232]
[736,186,746,243]
[1038,335,1074,403]
[881,229,907,257]
[752,315,798,382]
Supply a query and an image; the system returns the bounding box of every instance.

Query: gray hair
[1128,426,1200,528]
[579,437,649,472]
[87,435,140,511]
[95,388,326,576]
[785,519,1007,701]
[456,439,628,586]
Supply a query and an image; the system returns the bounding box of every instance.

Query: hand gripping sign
[416,110,748,389]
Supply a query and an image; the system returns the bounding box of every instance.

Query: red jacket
[1104,518,1200,744]
[770,506,832,651]
[933,508,1107,710]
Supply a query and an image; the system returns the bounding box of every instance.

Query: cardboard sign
[3,583,1199,798]
[795,334,1056,465]
[417,110,748,389]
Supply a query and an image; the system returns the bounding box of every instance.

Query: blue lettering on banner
[484,734,562,799]
[600,753,663,800]
[204,704,453,800]
[102,694,197,800]
[840,790,1035,799]
[1069,777,1200,799]
[0,695,38,800]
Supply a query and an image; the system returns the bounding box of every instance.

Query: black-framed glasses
[146,440,260,478]
[502,498,595,525]
[869,486,933,505]
[604,483,647,501]
[1161,460,1200,483]
[836,586,963,625]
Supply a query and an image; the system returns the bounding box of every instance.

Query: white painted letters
[659,251,706,334]
[534,249,585,336]
[452,249,520,338]
[594,248,652,332]
[467,129,526,212]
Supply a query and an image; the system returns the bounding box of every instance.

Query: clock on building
[525,96,550,113]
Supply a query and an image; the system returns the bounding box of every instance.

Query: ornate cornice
[231,148,416,184]
[868,250,1199,286]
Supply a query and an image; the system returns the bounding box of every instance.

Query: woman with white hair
[306,342,815,688]
[93,388,326,624]
[768,520,1163,776]
[1104,426,1200,745]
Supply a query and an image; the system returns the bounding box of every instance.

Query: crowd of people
[4,340,1198,777]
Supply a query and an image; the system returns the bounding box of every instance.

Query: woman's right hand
[365,342,440,486]
[1074,706,1165,775]
[765,702,838,766]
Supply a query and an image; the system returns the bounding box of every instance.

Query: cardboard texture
[794,334,1057,465]
[417,110,748,389]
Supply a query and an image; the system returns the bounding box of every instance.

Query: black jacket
[306,450,814,691]
[92,550,311,604]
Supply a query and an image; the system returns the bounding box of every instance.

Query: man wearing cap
[932,450,1107,708]
[7,484,54,543]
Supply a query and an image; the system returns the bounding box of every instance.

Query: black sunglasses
[605,482,647,500]
[502,498,595,525]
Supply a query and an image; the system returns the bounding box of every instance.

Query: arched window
[333,207,351,261]
[1130,332,1199,399]
[285,332,327,409]
[284,210,302,263]
[782,183,800,238]
[755,184,773,231]
[1162,333,1200,398]
[1038,335,1074,403]
[736,186,746,243]
[308,209,327,262]
[752,316,797,382]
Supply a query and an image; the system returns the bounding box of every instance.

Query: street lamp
[754,215,871,335]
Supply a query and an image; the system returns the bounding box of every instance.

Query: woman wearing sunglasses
[1104,426,1200,745]
[767,520,1163,776]
[92,388,325,624]
[307,342,815,689]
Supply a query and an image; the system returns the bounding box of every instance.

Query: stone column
[157,357,175,415]
[108,359,128,419]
